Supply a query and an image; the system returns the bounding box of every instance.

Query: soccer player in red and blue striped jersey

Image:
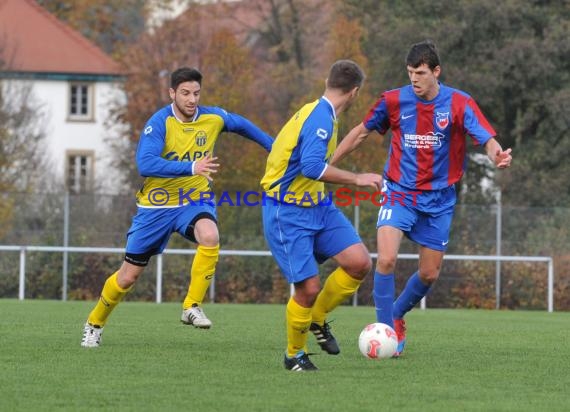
[332,40,512,356]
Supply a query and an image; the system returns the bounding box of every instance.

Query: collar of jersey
[320,96,336,120]
[170,103,199,123]
[410,81,445,104]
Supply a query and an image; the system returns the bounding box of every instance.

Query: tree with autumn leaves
[1,0,362,208]
[101,0,385,194]
[34,0,570,207]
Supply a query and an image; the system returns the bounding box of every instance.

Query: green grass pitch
[0,300,568,411]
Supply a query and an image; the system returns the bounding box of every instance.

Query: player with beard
[81,67,273,347]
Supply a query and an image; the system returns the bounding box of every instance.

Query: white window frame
[68,82,94,121]
[66,150,95,193]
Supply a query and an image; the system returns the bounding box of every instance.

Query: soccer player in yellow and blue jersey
[261,60,382,371]
[81,67,273,347]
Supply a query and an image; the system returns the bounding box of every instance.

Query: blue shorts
[376,180,456,251]
[262,201,361,283]
[125,202,217,264]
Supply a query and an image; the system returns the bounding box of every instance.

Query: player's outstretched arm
[319,165,382,191]
[330,123,373,165]
[193,155,220,181]
[354,172,383,190]
[224,112,274,152]
[484,138,512,169]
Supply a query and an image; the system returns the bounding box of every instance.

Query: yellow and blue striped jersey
[136,104,273,208]
[261,97,337,206]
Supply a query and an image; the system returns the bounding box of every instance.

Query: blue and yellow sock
[373,272,394,329]
[393,271,431,319]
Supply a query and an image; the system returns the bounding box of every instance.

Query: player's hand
[495,148,512,169]
[355,173,383,191]
[194,155,220,181]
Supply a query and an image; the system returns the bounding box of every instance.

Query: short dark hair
[170,67,202,89]
[406,40,440,70]
[326,60,365,93]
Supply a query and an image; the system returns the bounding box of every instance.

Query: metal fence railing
[0,191,566,310]
[0,244,554,312]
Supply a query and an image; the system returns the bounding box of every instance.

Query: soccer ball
[358,322,398,359]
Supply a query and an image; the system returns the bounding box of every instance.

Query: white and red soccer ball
[358,322,398,359]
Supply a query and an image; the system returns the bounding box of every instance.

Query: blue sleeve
[299,115,331,180]
[135,116,194,178]
[221,111,274,152]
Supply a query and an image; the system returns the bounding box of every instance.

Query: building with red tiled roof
[0,0,122,76]
[0,0,125,193]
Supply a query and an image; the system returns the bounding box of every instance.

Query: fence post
[352,204,360,307]
[548,258,554,313]
[62,191,70,301]
[156,254,163,303]
[19,247,26,300]
[495,190,502,309]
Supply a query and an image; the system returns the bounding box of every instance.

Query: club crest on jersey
[436,112,449,130]
[195,131,207,146]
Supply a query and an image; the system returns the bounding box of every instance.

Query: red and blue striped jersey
[363,83,496,190]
